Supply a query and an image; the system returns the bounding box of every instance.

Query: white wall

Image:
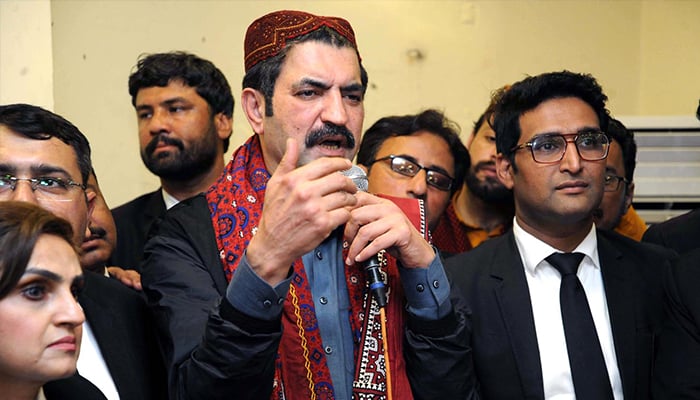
[0,0,54,109]
[1,0,699,207]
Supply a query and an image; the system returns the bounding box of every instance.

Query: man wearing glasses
[593,118,647,240]
[446,71,675,399]
[356,109,469,232]
[0,104,167,399]
[433,86,514,255]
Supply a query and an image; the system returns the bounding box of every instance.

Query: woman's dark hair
[0,202,76,299]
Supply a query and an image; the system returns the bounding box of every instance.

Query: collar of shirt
[161,188,179,210]
[512,217,600,277]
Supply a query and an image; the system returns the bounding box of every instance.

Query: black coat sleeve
[403,260,480,400]
[141,195,281,400]
[653,249,700,398]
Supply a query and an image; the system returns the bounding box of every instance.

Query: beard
[141,122,219,182]
[593,197,628,231]
[465,162,513,203]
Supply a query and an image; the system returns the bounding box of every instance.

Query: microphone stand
[342,166,393,399]
[367,256,392,400]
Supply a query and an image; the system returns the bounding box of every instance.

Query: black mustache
[87,225,107,238]
[145,134,184,156]
[305,123,355,149]
[473,161,496,172]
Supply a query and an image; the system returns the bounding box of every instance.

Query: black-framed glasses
[604,173,629,192]
[370,155,454,191]
[0,175,86,202]
[510,129,610,164]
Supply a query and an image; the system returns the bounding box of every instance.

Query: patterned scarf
[432,202,474,254]
[206,135,424,400]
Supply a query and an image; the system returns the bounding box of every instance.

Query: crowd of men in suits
[1,8,699,400]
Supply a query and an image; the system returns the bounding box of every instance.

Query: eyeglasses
[370,155,454,191]
[604,173,629,192]
[510,129,610,164]
[0,175,86,202]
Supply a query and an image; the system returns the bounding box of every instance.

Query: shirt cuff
[399,249,452,319]
[225,250,292,321]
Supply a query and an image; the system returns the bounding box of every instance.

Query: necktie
[546,252,614,400]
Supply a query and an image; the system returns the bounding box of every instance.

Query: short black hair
[0,104,92,185]
[128,51,234,152]
[473,85,510,135]
[494,71,610,171]
[606,118,637,182]
[357,109,469,194]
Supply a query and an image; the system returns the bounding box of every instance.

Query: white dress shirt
[512,218,623,399]
[161,188,179,210]
[77,321,120,400]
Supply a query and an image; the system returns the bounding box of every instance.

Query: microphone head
[341,165,368,192]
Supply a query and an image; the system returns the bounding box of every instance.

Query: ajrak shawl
[206,135,428,399]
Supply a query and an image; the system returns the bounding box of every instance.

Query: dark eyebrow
[30,165,74,180]
[135,96,191,112]
[536,126,602,137]
[340,83,364,93]
[0,164,74,180]
[24,268,64,283]
[135,104,153,113]
[0,164,17,175]
[23,269,85,293]
[161,97,191,107]
[295,78,331,91]
[605,166,619,174]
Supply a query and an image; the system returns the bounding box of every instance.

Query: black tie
[546,252,614,400]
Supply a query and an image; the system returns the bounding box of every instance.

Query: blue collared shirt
[226,236,452,400]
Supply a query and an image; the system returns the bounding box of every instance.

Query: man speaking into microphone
[141,9,475,400]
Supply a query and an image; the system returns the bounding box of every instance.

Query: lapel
[79,272,129,395]
[489,231,545,399]
[143,190,167,239]
[597,232,636,398]
[43,372,108,400]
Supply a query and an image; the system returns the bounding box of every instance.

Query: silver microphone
[340,166,387,307]
[340,165,368,192]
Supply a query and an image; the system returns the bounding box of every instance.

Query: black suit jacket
[44,271,167,399]
[110,190,165,271]
[642,208,700,255]
[446,229,675,400]
[652,247,700,398]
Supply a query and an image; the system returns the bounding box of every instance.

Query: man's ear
[213,112,233,141]
[496,153,515,189]
[623,181,635,212]
[83,188,97,241]
[241,88,266,135]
